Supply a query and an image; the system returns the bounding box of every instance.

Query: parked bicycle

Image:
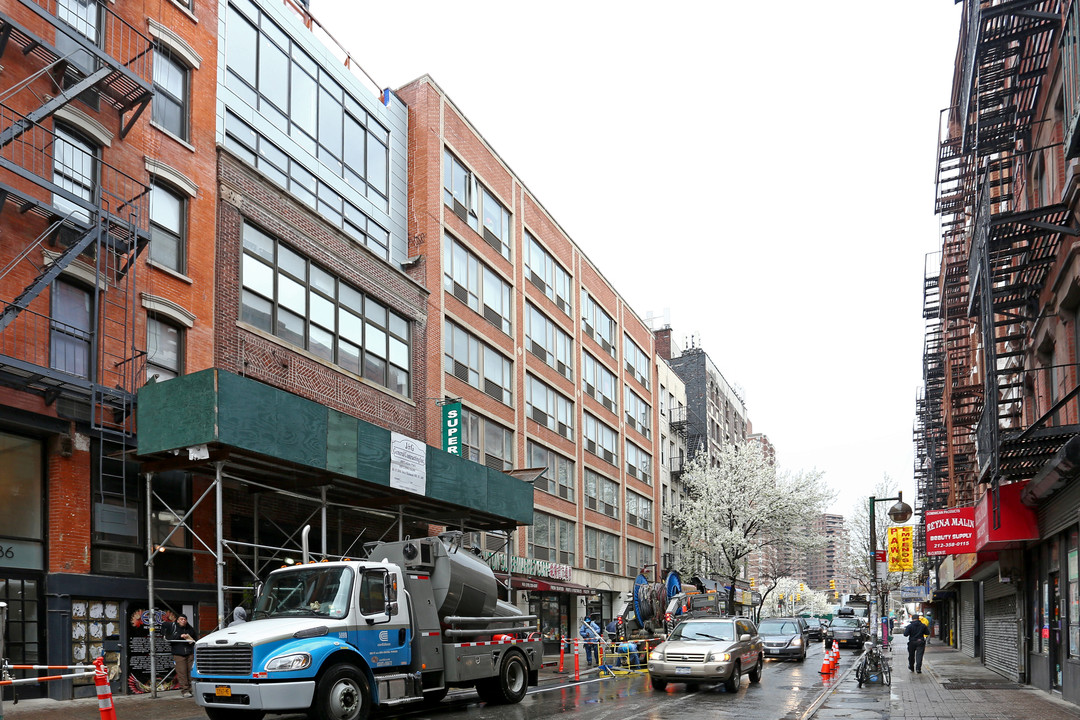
[854,640,891,687]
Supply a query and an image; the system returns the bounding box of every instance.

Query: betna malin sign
[925,506,976,556]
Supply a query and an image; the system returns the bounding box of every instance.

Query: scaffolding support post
[321,486,327,560]
[145,472,156,698]
[215,461,225,631]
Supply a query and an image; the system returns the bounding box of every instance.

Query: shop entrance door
[0,576,43,699]
[1051,572,1063,691]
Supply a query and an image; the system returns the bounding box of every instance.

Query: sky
[313,1,964,518]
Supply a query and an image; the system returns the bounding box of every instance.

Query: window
[442,149,511,260]
[443,234,511,334]
[525,375,574,440]
[224,2,390,206]
[152,48,189,140]
[56,0,100,77]
[583,413,618,465]
[583,352,617,413]
[444,320,512,405]
[585,527,619,574]
[0,432,43,543]
[581,291,616,357]
[626,492,653,531]
[528,441,574,502]
[149,183,185,272]
[624,335,650,390]
[584,468,619,519]
[461,408,513,470]
[524,232,572,315]
[240,223,411,395]
[51,280,91,378]
[624,386,652,439]
[625,441,652,484]
[53,125,97,223]
[525,304,572,380]
[146,316,182,381]
[224,112,393,261]
[529,512,574,565]
[626,540,653,576]
[1065,1,1080,158]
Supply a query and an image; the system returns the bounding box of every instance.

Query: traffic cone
[828,649,838,673]
[93,657,117,720]
[819,653,831,674]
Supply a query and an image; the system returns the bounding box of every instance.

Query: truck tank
[368,534,521,620]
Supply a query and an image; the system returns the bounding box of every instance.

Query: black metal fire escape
[0,0,153,515]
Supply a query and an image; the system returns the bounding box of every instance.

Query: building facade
[917,0,1080,706]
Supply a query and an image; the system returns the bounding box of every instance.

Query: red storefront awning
[496,573,596,595]
[975,481,1039,552]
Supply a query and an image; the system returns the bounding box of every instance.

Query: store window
[0,432,43,569]
[1070,528,1079,658]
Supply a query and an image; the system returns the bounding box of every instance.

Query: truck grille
[196,646,253,676]
[666,652,706,663]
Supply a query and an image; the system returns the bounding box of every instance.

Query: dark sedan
[804,618,824,642]
[825,616,868,649]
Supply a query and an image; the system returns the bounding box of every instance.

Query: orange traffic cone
[93,657,117,720]
[819,653,831,674]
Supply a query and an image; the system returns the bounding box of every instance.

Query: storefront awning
[975,481,1038,552]
[496,573,596,595]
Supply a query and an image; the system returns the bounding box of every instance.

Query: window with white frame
[583,352,617,414]
[525,303,572,380]
[624,385,652,439]
[525,375,574,440]
[584,468,619,519]
[51,280,91,378]
[528,441,575,502]
[444,320,513,405]
[443,233,511,334]
[624,334,650,390]
[585,527,619,574]
[240,223,411,395]
[461,408,513,471]
[626,491,653,531]
[583,413,618,465]
[581,290,616,357]
[442,149,511,260]
[524,231,572,315]
[529,512,575,565]
[147,315,182,381]
[625,441,652,484]
[149,183,185,272]
[53,125,96,223]
[152,47,189,140]
[626,539,653,577]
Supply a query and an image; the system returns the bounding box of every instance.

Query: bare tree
[843,475,920,610]
[670,440,834,616]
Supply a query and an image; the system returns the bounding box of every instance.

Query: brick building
[395,75,665,648]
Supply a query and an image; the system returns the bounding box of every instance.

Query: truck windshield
[253,566,354,620]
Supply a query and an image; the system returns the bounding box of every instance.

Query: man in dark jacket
[166,614,198,697]
[904,614,930,673]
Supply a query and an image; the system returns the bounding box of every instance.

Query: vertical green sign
[442,401,462,455]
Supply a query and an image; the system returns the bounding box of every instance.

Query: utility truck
[192,533,541,720]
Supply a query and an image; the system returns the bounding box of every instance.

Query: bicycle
[854,641,891,687]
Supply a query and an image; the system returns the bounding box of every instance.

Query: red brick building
[397,76,663,645]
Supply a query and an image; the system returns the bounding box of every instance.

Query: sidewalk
[813,637,1080,720]
[0,656,582,720]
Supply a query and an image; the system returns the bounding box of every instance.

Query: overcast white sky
[313,1,963,517]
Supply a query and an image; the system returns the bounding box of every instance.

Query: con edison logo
[379,630,389,642]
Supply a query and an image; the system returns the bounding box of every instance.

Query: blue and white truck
[191,533,541,720]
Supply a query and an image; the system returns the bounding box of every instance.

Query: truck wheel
[723,662,741,693]
[477,651,528,705]
[650,677,667,691]
[422,687,449,705]
[205,709,265,720]
[315,664,370,720]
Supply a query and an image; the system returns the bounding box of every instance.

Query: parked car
[757,617,808,661]
[804,617,825,642]
[825,616,869,649]
[648,616,764,692]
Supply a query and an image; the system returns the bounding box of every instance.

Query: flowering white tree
[669,440,834,615]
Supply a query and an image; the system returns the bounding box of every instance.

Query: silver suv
[648,616,763,692]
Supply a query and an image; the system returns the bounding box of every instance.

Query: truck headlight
[707,651,731,663]
[265,653,312,672]
[650,649,664,661]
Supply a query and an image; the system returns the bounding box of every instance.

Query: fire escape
[915,250,948,557]
[0,1,152,509]
[943,0,1078,500]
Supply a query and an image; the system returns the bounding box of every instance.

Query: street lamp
[869,492,913,646]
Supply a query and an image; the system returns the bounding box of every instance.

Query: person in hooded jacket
[904,612,930,673]
[229,607,247,626]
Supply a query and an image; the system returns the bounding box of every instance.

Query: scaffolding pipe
[321,486,327,560]
[146,471,157,699]
[253,493,260,580]
[215,461,225,631]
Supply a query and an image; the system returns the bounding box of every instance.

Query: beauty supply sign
[925,506,976,556]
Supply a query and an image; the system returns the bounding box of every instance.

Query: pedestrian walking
[166,614,198,697]
[580,616,601,666]
[904,612,929,673]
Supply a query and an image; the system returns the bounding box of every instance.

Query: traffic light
[778,593,784,601]
[799,583,805,592]
[750,577,755,588]
[796,594,801,602]
[829,579,836,590]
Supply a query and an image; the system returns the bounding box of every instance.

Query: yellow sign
[888,526,914,572]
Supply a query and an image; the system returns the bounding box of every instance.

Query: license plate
[675,667,691,675]
[766,649,777,654]
[215,686,232,698]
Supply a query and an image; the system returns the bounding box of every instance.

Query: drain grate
[941,681,1023,690]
